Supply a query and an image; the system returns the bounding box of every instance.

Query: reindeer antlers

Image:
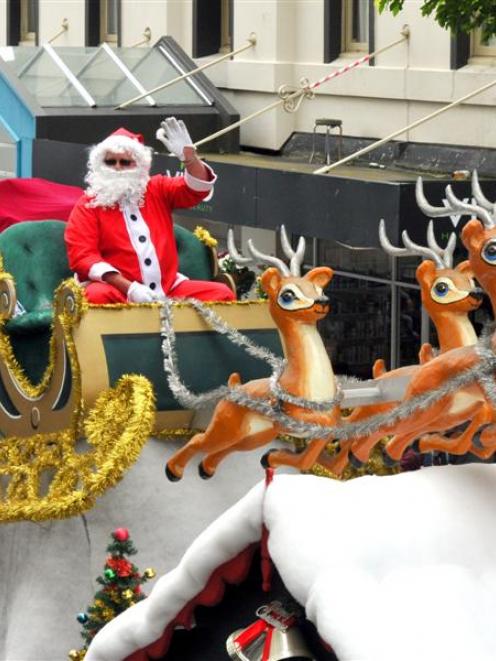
[379,218,452,269]
[427,221,456,268]
[472,170,496,213]
[280,225,306,276]
[227,225,306,276]
[416,174,496,229]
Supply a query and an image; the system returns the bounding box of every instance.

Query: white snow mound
[88,464,496,661]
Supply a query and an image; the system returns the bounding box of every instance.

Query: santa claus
[65,117,236,303]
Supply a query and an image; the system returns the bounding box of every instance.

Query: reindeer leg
[166,431,208,481]
[263,438,329,472]
[478,422,496,448]
[350,431,387,465]
[419,343,435,364]
[419,403,492,455]
[200,428,278,478]
[384,431,423,463]
[372,359,387,378]
[316,440,352,476]
[468,444,496,460]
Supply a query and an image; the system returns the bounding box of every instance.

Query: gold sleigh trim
[0,278,155,522]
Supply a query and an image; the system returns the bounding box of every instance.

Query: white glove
[155,117,195,161]
[127,281,157,303]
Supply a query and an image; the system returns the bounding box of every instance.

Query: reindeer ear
[305,266,333,288]
[457,260,474,277]
[260,267,282,296]
[415,260,436,282]
[461,219,485,249]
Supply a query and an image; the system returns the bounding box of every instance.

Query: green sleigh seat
[0,220,234,383]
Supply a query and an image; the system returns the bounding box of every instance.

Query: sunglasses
[104,158,136,167]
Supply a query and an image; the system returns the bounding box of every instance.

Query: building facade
[1,0,495,376]
[1,0,495,152]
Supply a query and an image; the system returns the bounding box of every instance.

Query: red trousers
[84,279,236,303]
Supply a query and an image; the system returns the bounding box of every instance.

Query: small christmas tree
[69,528,156,661]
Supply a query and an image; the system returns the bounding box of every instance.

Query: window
[342,0,369,52]
[101,0,119,44]
[20,0,37,45]
[193,0,232,58]
[472,25,496,58]
[219,0,232,54]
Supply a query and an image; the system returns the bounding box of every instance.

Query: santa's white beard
[85,165,150,209]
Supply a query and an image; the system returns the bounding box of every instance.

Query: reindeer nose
[470,287,485,301]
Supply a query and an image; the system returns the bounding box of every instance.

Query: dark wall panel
[256,170,400,246]
[34,139,496,254]
[399,178,496,256]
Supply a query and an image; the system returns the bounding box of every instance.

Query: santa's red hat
[89,126,151,170]
[109,127,145,144]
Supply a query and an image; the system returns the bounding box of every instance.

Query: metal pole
[420,305,430,346]
[193,29,409,150]
[314,77,496,175]
[116,33,257,110]
[390,256,398,370]
[47,18,69,45]
[129,27,152,49]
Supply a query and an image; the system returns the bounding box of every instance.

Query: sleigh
[0,217,285,522]
[0,218,284,439]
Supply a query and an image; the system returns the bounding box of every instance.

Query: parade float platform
[85,463,496,661]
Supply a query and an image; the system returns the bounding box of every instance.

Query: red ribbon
[232,617,276,661]
[261,468,274,592]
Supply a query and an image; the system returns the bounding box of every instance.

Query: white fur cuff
[89,262,120,281]
[184,162,217,193]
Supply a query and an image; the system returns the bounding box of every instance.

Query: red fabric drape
[0,178,83,231]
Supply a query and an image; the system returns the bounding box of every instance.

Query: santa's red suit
[65,129,235,304]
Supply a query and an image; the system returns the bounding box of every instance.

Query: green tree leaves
[376,0,496,41]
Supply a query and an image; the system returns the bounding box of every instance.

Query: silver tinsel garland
[160,301,496,445]
[160,298,343,412]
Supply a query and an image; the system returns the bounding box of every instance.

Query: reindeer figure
[165,227,340,480]
[318,219,483,475]
[346,174,496,467]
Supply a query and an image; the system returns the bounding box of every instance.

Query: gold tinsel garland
[193,225,218,248]
[311,439,401,480]
[155,427,199,439]
[0,277,155,521]
[87,298,269,310]
[0,374,155,521]
[0,275,273,521]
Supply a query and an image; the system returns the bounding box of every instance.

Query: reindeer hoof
[348,451,364,469]
[381,447,398,467]
[198,462,214,480]
[165,464,181,482]
[261,448,277,469]
[472,424,492,449]
[408,440,419,454]
[472,432,483,449]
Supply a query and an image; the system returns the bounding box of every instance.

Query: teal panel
[102,329,283,411]
[0,72,36,176]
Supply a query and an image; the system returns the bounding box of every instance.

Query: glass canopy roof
[0,43,212,108]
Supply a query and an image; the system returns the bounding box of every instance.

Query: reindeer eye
[280,290,296,304]
[482,241,496,264]
[434,282,449,296]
